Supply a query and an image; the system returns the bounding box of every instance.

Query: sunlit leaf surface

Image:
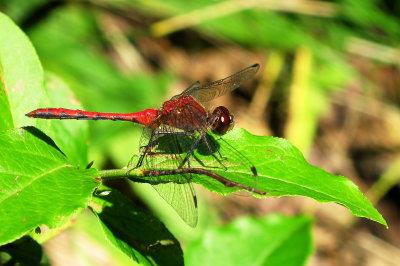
[185,214,313,266]
[0,128,99,245]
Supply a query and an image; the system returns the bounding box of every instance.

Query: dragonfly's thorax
[157,94,209,132]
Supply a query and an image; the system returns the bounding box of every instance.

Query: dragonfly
[26,63,264,227]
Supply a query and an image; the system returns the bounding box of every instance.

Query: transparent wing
[180,64,260,103]
[131,127,198,227]
[152,182,198,227]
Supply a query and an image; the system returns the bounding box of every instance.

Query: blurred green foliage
[0,0,397,264]
[3,0,397,160]
[185,214,313,266]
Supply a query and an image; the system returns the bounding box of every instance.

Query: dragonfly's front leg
[127,131,157,174]
[177,133,203,169]
[201,135,227,170]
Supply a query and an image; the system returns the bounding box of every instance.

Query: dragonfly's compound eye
[211,106,235,135]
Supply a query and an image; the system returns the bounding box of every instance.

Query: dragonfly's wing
[181,80,201,94]
[132,126,199,227]
[171,80,201,101]
[152,181,198,227]
[183,64,260,103]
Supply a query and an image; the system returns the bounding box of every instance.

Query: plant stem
[98,168,266,195]
[99,168,144,179]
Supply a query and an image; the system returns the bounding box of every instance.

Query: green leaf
[91,186,184,266]
[31,73,90,167]
[135,128,386,227]
[0,13,89,166]
[185,214,313,266]
[0,127,99,245]
[192,128,386,226]
[0,12,45,131]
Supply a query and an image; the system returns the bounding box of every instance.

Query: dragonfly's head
[210,106,234,135]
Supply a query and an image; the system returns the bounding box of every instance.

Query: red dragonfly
[26,63,262,227]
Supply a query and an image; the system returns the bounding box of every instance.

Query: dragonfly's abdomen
[26,108,159,127]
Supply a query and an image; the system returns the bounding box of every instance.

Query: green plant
[0,12,386,265]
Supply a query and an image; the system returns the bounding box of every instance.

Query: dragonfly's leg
[133,153,145,170]
[179,134,203,168]
[183,147,195,184]
[202,135,227,170]
[203,135,225,159]
[186,156,194,182]
[154,129,196,158]
[127,131,156,174]
[139,135,159,151]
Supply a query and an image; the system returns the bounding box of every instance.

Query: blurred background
[1,0,400,265]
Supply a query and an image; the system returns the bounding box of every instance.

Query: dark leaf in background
[91,186,184,266]
[0,236,42,265]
